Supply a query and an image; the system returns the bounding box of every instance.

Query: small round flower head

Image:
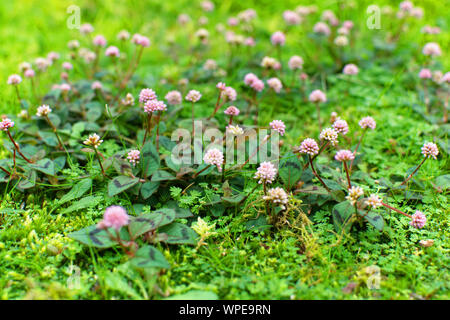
[335,149,354,162]
[337,27,349,35]
[334,35,349,46]
[36,105,52,117]
[80,50,96,63]
[139,88,157,104]
[144,99,167,113]
[342,20,354,30]
[432,71,443,83]
[0,118,14,131]
[251,79,265,92]
[421,142,439,159]
[93,35,107,47]
[410,210,426,229]
[399,1,413,11]
[67,39,80,49]
[98,206,130,231]
[359,116,376,130]
[261,56,279,69]
[288,55,304,70]
[269,120,286,136]
[267,78,283,93]
[195,28,209,41]
[228,17,239,26]
[18,110,28,119]
[185,90,202,103]
[203,148,224,172]
[177,13,191,25]
[309,89,327,103]
[165,90,182,105]
[330,112,339,123]
[105,46,120,57]
[283,10,301,25]
[441,72,450,84]
[418,68,432,79]
[216,82,226,91]
[254,161,277,184]
[422,42,441,57]
[24,69,35,78]
[244,37,255,46]
[299,138,319,155]
[132,34,151,47]
[122,93,135,106]
[226,124,244,136]
[59,83,71,93]
[19,62,32,72]
[263,187,289,210]
[7,74,22,85]
[320,127,338,146]
[80,23,94,35]
[343,64,359,75]
[238,8,257,22]
[201,0,214,12]
[62,62,73,70]
[271,31,286,46]
[83,133,103,148]
[346,186,364,205]
[224,106,240,116]
[91,81,103,90]
[117,30,130,41]
[300,72,308,81]
[411,7,424,19]
[365,194,383,209]
[221,86,237,101]
[127,149,140,166]
[244,73,258,86]
[203,59,217,71]
[332,119,349,135]
[47,52,60,63]
[313,22,331,36]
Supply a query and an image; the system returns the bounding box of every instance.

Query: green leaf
[18,170,36,189]
[141,142,160,178]
[130,245,170,269]
[151,170,176,182]
[30,158,55,176]
[108,176,140,197]
[165,290,218,300]
[332,201,355,233]
[159,223,197,245]
[68,225,116,248]
[140,181,160,199]
[104,272,142,299]
[221,193,246,204]
[61,195,102,214]
[358,211,384,231]
[279,153,303,190]
[58,179,92,205]
[39,131,59,147]
[129,208,176,238]
[434,174,450,190]
[167,201,193,218]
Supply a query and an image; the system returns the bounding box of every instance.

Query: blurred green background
[0,0,448,112]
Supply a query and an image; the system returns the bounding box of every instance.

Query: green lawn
[0,0,448,299]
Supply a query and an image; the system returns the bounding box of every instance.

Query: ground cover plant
[0,0,448,300]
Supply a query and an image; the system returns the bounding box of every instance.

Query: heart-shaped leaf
[128,208,176,238]
[141,142,160,178]
[69,225,117,248]
[130,245,170,269]
[108,176,140,197]
[140,181,160,199]
[158,223,197,245]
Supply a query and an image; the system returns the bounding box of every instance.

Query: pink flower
[60,83,71,92]
[359,116,376,130]
[283,10,301,25]
[365,194,383,209]
[251,79,265,92]
[185,90,202,102]
[267,78,283,93]
[24,69,35,78]
[36,105,52,117]
[117,30,130,41]
[139,88,157,104]
[201,0,214,12]
[399,1,413,11]
[270,120,286,136]
[0,118,14,131]
[144,100,167,113]
[342,20,354,30]
[271,31,286,46]
[98,206,130,230]
[299,138,319,155]
[7,74,22,85]
[421,142,439,159]
[441,72,450,84]
[216,82,226,90]
[105,46,120,57]
[80,23,94,35]
[320,128,338,146]
[127,149,140,166]
[228,17,239,26]
[254,161,277,184]
[309,89,327,103]
[333,119,349,135]
[203,148,224,172]
[263,187,289,210]
[62,62,73,70]
[335,150,354,162]
[47,52,60,62]
[91,81,103,90]
[132,34,150,47]
[418,68,432,79]
[224,106,240,116]
[221,86,237,101]
[410,211,426,229]
[244,73,258,86]
[343,64,359,75]
[93,35,107,47]
[313,22,331,36]
[334,35,349,46]
[165,91,182,105]
[288,55,303,70]
[422,42,441,57]
[244,37,255,46]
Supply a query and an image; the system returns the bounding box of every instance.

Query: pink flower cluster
[332,119,349,135]
[267,78,282,93]
[410,211,426,229]
[309,89,327,103]
[421,142,439,159]
[224,106,240,116]
[127,149,140,166]
[0,118,14,131]
[244,73,265,92]
[254,161,277,184]
[359,116,376,130]
[97,206,130,230]
[185,90,202,102]
[271,31,286,46]
[269,120,286,136]
[165,91,182,105]
[299,138,319,155]
[203,148,224,172]
[139,88,157,104]
[132,33,151,47]
[335,150,354,162]
[144,99,167,113]
[343,64,359,75]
